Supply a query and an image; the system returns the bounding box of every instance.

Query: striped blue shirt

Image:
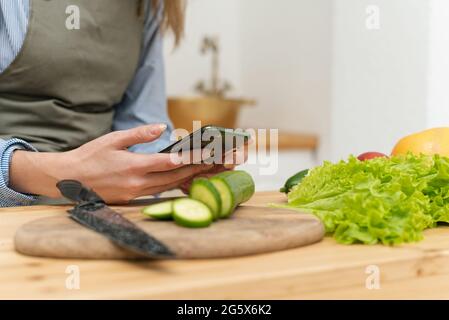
[0,0,173,207]
[0,0,29,72]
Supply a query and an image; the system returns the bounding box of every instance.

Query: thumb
[110,124,167,149]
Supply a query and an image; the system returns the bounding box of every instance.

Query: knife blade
[56,180,175,259]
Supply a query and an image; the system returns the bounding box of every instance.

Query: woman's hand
[177,140,251,194]
[178,164,232,194]
[9,124,214,204]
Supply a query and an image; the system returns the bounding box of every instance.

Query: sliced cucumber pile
[141,170,255,228]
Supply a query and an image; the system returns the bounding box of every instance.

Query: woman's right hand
[9,124,213,204]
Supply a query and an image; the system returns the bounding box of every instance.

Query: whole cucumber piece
[210,170,255,218]
[280,169,309,194]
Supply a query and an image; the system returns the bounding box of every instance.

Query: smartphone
[159,125,250,157]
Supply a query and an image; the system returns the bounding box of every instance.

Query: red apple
[357,152,388,161]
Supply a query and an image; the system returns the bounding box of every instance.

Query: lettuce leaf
[281,154,449,245]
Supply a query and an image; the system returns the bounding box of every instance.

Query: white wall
[237,0,332,136]
[164,0,328,190]
[165,0,444,164]
[164,0,332,136]
[164,0,242,97]
[427,0,449,128]
[328,0,430,161]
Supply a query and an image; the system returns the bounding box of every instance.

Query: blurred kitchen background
[163,0,449,191]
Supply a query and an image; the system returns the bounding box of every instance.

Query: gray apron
[0,0,145,152]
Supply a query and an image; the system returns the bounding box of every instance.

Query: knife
[56,180,175,259]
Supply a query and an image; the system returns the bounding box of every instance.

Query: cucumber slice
[189,178,222,220]
[210,170,255,218]
[173,198,213,228]
[141,200,173,220]
[210,178,233,218]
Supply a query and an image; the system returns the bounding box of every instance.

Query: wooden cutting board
[14,205,324,259]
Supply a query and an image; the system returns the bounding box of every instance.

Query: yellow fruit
[392,127,449,157]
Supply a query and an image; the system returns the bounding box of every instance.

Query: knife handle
[57,180,104,204]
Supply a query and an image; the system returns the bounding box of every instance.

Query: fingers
[130,153,187,173]
[236,141,250,163]
[139,175,193,197]
[174,164,232,195]
[178,181,191,195]
[191,164,229,177]
[223,147,248,166]
[210,164,232,174]
[147,164,214,187]
[106,124,167,149]
[129,151,236,175]
[135,164,234,199]
[102,166,201,204]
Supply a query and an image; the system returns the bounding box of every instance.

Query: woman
[0,0,227,207]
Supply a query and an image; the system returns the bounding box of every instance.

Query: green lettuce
[280,154,449,245]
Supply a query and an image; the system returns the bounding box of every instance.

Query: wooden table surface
[2,191,449,300]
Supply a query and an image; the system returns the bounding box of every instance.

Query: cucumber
[173,198,213,228]
[210,170,255,218]
[210,178,233,218]
[280,169,309,194]
[141,200,173,220]
[189,178,221,220]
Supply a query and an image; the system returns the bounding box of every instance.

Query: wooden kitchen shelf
[252,131,318,151]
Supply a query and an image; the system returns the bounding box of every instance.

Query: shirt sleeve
[0,138,38,207]
[112,2,174,154]
[0,0,30,73]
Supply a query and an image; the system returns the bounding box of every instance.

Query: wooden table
[2,191,449,299]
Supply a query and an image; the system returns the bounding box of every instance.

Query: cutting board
[14,205,324,259]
